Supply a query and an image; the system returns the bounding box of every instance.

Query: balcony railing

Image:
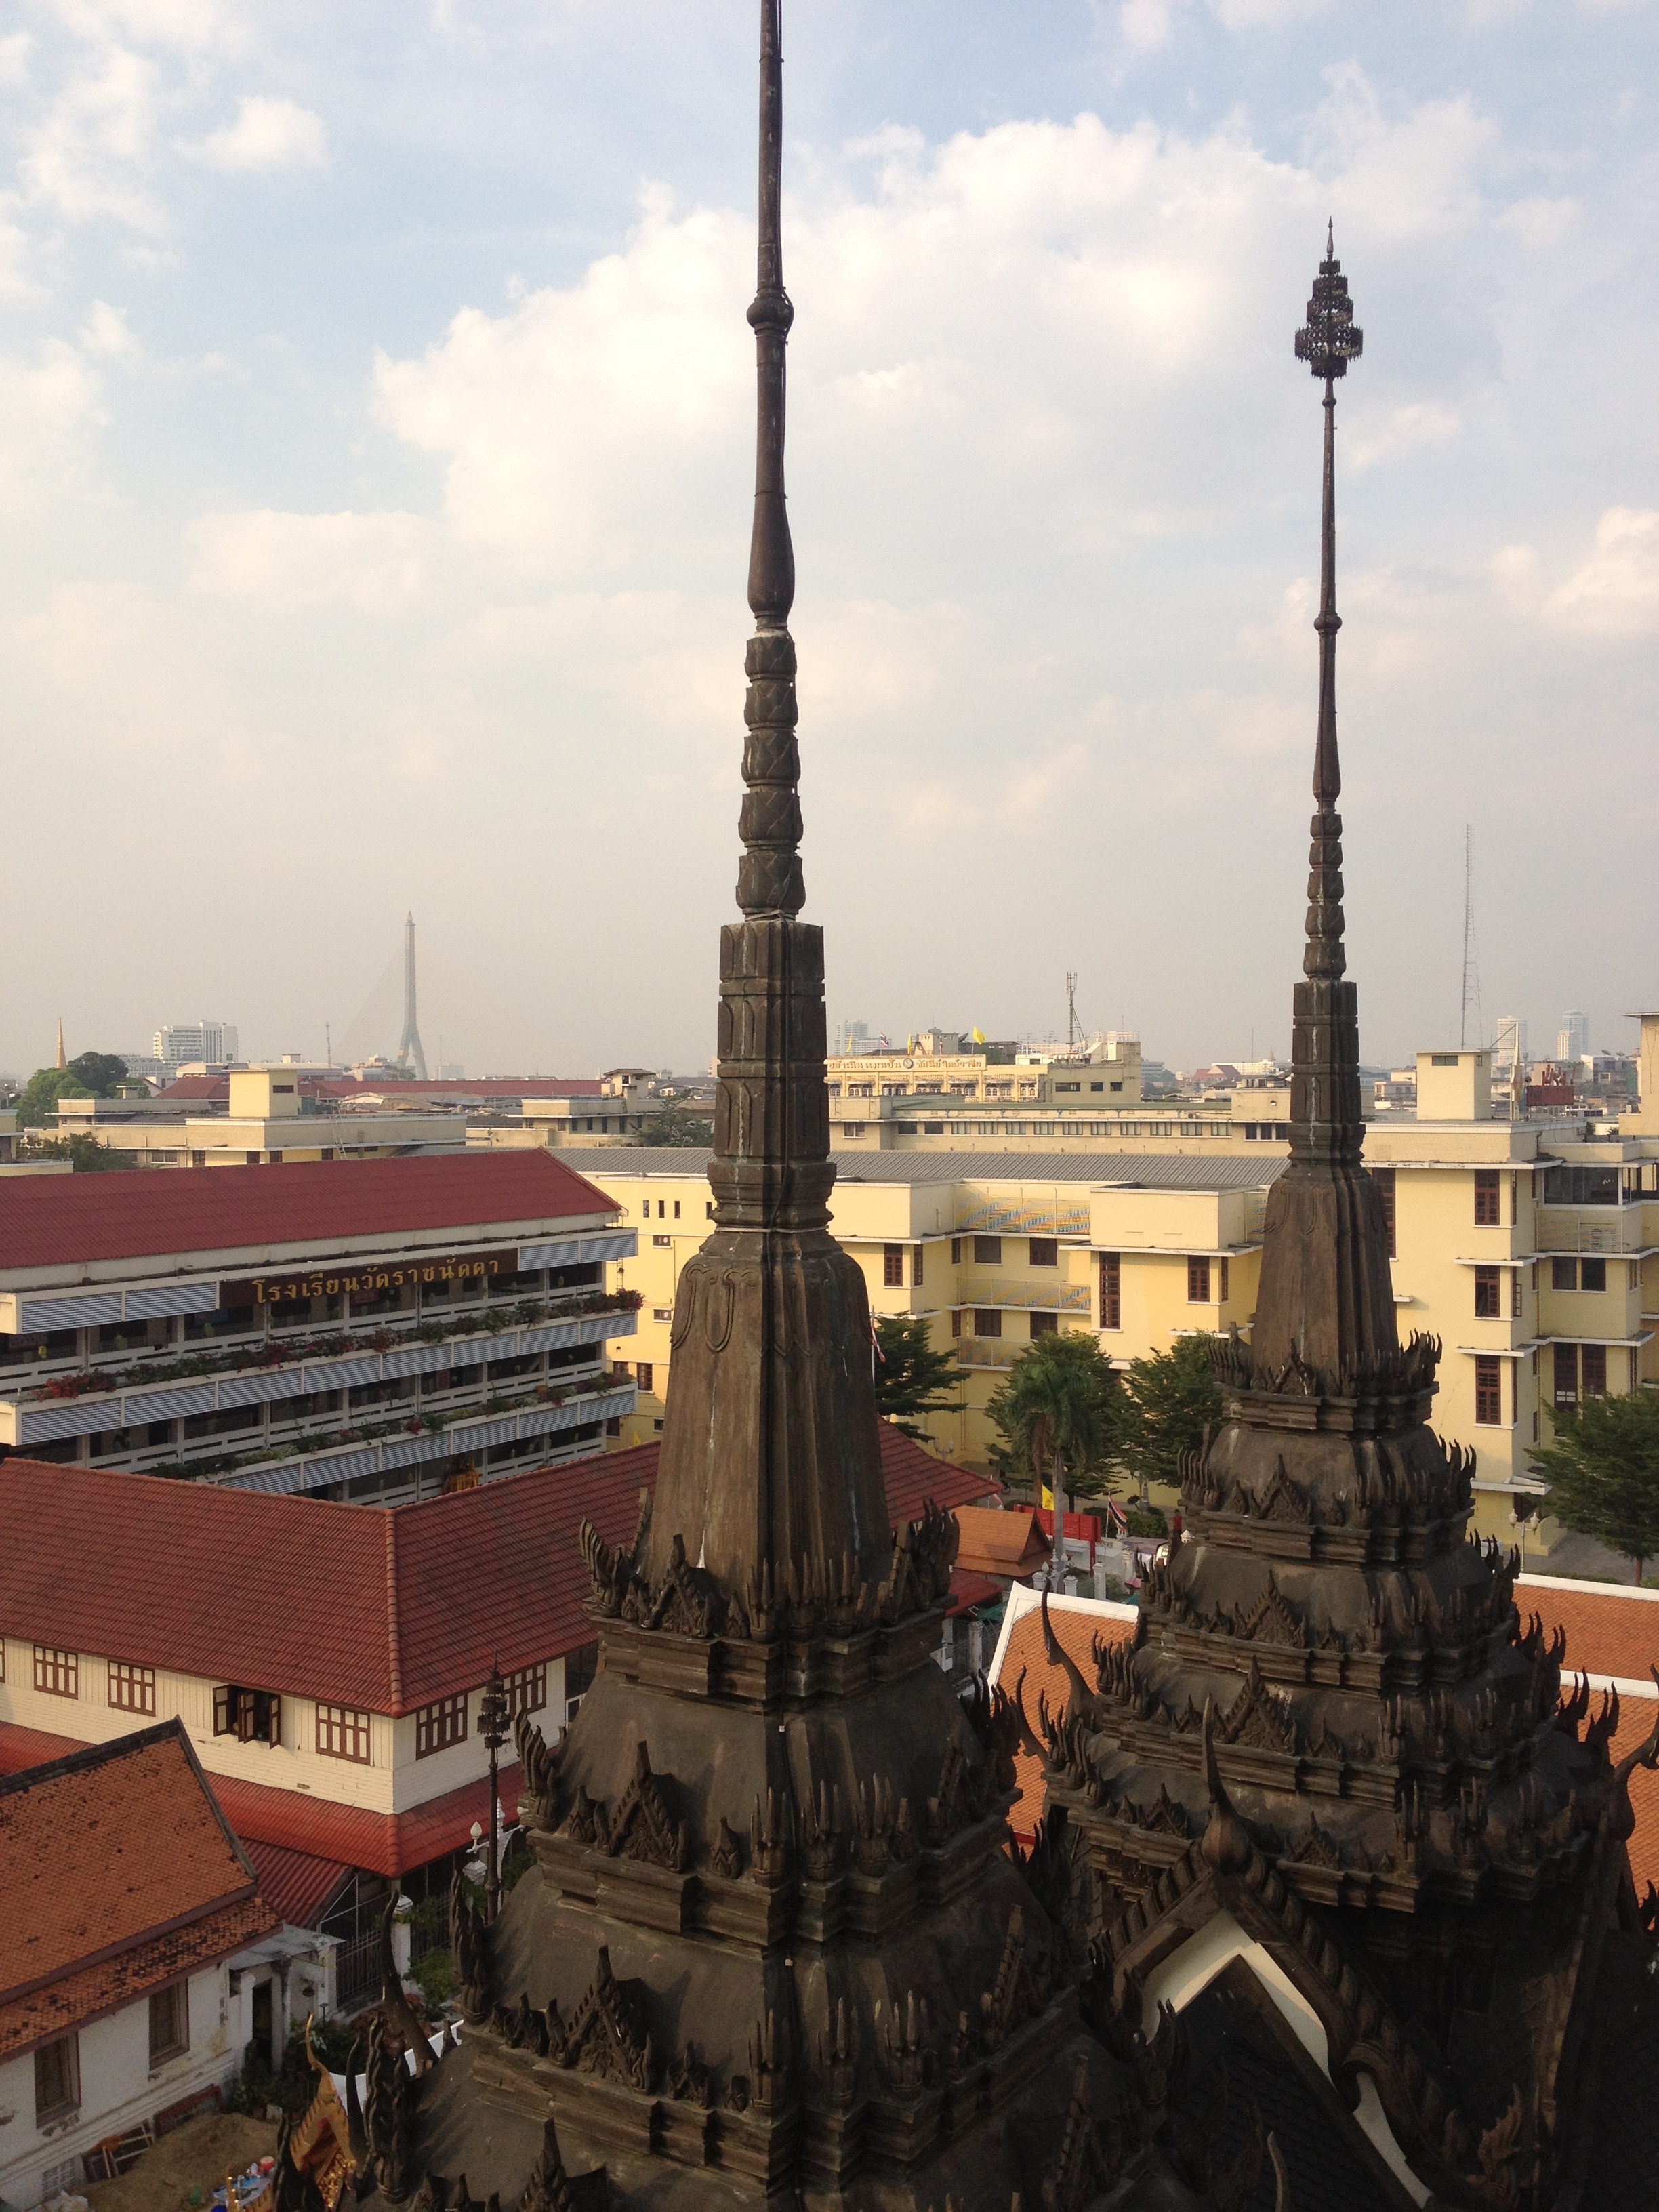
[1535,1211,1650,1256]
[1,1310,637,1452]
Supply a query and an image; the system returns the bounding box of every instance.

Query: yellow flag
[1041,1484,1053,1510]
[971,1025,985,1044]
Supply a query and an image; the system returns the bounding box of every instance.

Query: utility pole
[1459,825,1483,1053]
[476,1661,508,1922]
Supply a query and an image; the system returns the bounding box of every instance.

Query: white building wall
[0,1966,233,2212]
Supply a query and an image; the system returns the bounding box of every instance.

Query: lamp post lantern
[476,1660,509,1923]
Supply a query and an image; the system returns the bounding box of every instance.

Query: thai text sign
[219,1247,520,1308]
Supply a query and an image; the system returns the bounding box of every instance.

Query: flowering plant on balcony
[21,1286,641,1404]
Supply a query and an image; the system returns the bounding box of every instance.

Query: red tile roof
[241,1841,352,1927]
[0,1720,84,1776]
[0,1723,525,1887]
[0,1425,987,1719]
[0,1722,278,2057]
[208,1760,525,1881]
[0,1149,616,1271]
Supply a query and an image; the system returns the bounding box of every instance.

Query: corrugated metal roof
[571,1146,1284,1194]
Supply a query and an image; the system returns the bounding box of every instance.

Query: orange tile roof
[0,1148,615,1271]
[0,1722,277,2058]
[1612,1702,1659,1898]
[994,1600,1136,1842]
[1519,1579,1659,1688]
[0,1720,84,1776]
[954,1506,1050,1579]
[0,1428,994,1718]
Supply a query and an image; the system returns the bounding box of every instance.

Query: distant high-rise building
[834,1017,870,1056]
[153,1020,238,1073]
[1557,1009,1589,1063]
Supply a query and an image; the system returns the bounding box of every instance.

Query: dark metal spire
[644,0,888,1593]
[1246,227,1394,1380]
[1286,224,1365,1175]
[737,0,802,920]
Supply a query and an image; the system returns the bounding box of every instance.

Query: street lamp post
[476,1660,509,1923]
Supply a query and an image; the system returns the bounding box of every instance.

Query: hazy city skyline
[0,1,1652,1078]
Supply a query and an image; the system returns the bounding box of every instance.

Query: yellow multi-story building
[591,1143,1266,1478]
[578,1050,1659,1559]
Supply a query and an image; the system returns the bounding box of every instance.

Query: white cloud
[0,338,104,494]
[1120,0,1179,52]
[0,32,33,87]
[19,45,165,230]
[188,94,325,173]
[79,298,138,355]
[1547,508,1659,637]
[186,509,432,612]
[1346,401,1459,471]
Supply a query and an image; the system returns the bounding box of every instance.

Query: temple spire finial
[736,0,803,920]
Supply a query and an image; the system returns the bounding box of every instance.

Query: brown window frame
[1099,1252,1121,1332]
[1511,1270,1523,1319]
[1473,1267,1502,1319]
[883,1244,904,1288]
[213,1685,281,1745]
[973,1236,1002,1266]
[636,1361,654,1393]
[1474,1355,1502,1427]
[1582,1343,1607,1399]
[1029,1237,1058,1269]
[503,1663,547,1719]
[1187,1256,1210,1304]
[34,2034,79,2123]
[1029,1312,1058,1338]
[33,1646,77,1699]
[148,1981,190,2066]
[911,1244,924,1288]
[316,1703,371,1765]
[974,1309,1002,1339]
[108,1660,156,1716]
[1474,1170,1500,1227]
[1553,1342,1578,1409]
[415,1692,468,1759]
[950,1237,961,1263]
[1580,1256,1607,1294]
[1551,1257,1577,1292]
[1218,1256,1229,1304]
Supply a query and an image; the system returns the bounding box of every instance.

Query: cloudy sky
[1,0,1654,1081]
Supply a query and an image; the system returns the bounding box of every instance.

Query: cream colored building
[54,1071,467,1166]
[828,1037,1162,1152]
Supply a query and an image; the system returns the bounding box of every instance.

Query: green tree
[636,1108,715,1147]
[15,1050,131,1128]
[872,1313,965,1441]
[1530,1390,1659,1584]
[987,1332,1121,1584]
[68,1050,131,1095]
[1114,1334,1223,1503]
[19,1134,136,1173]
[15,1068,89,1127]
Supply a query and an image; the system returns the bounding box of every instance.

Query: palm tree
[991,1332,1115,1591]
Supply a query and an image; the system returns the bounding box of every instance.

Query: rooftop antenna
[1065,971,1080,1051]
[1459,824,1483,1052]
[397,912,428,1079]
[325,1021,332,1067]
